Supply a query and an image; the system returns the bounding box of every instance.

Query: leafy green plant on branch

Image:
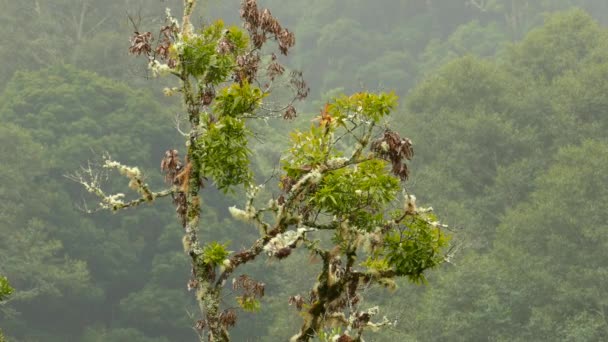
[70,1,450,341]
[0,276,12,302]
[0,275,13,341]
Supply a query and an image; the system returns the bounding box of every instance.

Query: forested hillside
[1,1,607,341]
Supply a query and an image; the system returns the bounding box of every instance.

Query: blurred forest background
[1,0,608,341]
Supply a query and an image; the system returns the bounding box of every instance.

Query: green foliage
[312,159,399,218]
[0,276,12,301]
[213,82,266,117]
[283,91,400,181]
[119,285,193,333]
[550,48,608,131]
[406,55,512,115]
[0,65,185,340]
[0,0,173,88]
[196,116,252,191]
[282,124,336,178]
[262,88,450,338]
[201,242,231,266]
[236,296,261,312]
[317,327,343,342]
[420,20,507,72]
[180,20,249,84]
[485,140,608,341]
[383,215,448,283]
[506,9,604,81]
[0,65,175,169]
[331,92,398,123]
[393,9,608,341]
[0,121,99,340]
[361,257,391,274]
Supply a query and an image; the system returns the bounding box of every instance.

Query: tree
[0,123,97,341]
[387,9,608,341]
[491,140,608,341]
[71,1,449,341]
[0,0,182,88]
[0,65,186,340]
[411,140,608,341]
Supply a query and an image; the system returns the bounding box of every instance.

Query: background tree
[0,65,187,341]
[397,9,608,341]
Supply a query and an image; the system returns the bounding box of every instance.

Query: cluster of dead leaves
[371,129,414,181]
[128,31,153,56]
[129,16,178,68]
[160,149,191,227]
[240,0,295,54]
[232,274,265,299]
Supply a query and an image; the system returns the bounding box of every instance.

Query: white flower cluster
[162,87,179,96]
[102,193,126,209]
[219,258,233,274]
[247,184,264,199]
[104,160,141,179]
[81,181,98,195]
[165,8,180,29]
[228,206,255,222]
[104,159,143,191]
[173,39,185,53]
[367,306,379,316]
[403,192,417,214]
[267,198,280,211]
[148,60,172,77]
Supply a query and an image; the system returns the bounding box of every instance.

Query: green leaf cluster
[332,92,398,123]
[384,215,448,283]
[236,296,261,312]
[312,160,399,220]
[196,116,252,192]
[213,82,266,117]
[282,124,337,178]
[317,327,344,342]
[201,242,231,266]
[361,257,391,274]
[180,20,249,84]
[0,276,12,301]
